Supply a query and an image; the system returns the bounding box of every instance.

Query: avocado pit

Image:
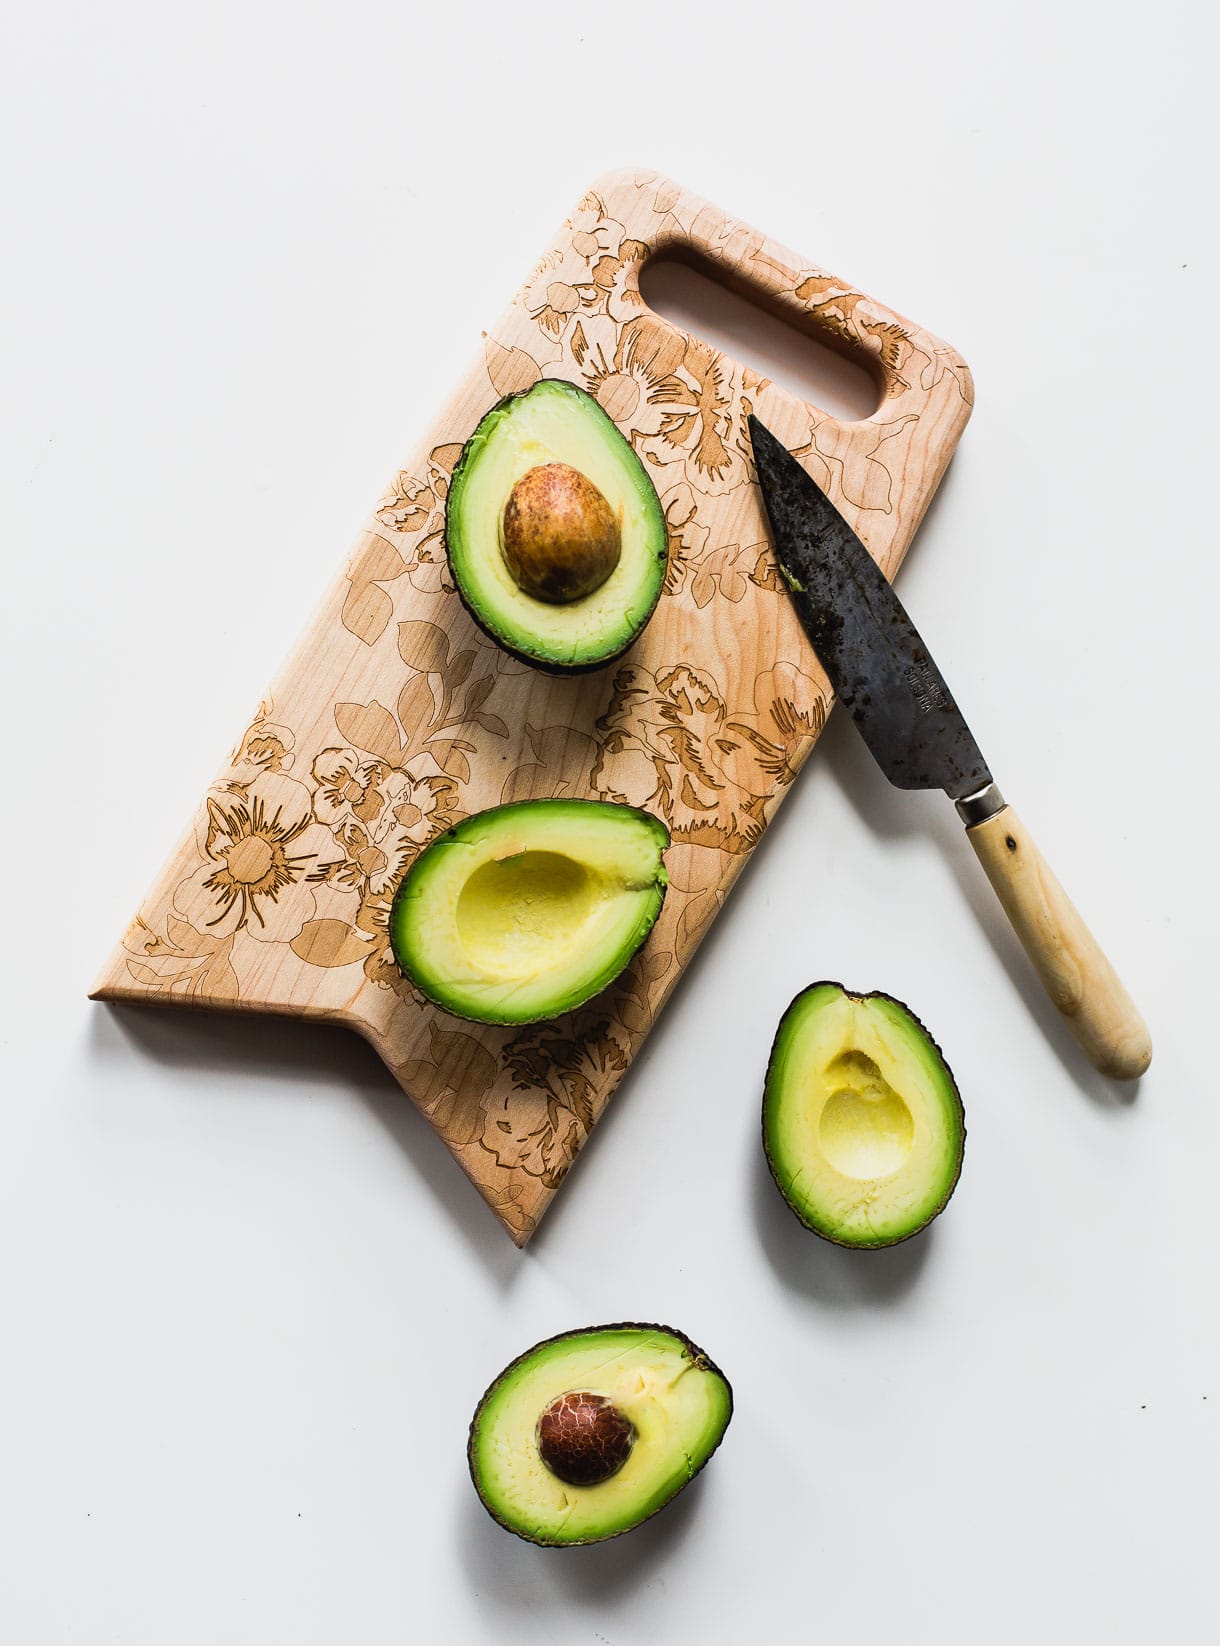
[501,462,622,603]
[468,1321,732,1545]
[536,1391,636,1486]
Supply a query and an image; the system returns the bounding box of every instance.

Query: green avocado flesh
[388,799,669,1024]
[446,378,668,669]
[763,983,965,1248]
[469,1324,733,1546]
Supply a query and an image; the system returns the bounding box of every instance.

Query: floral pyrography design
[295,621,511,992]
[571,312,688,440]
[754,663,829,771]
[174,773,340,943]
[312,748,460,899]
[481,1018,631,1187]
[657,478,778,609]
[520,194,639,341]
[340,445,466,647]
[590,662,822,853]
[227,712,295,785]
[564,306,751,498]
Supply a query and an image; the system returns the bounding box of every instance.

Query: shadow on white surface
[808,459,1148,1104]
[817,702,1143,1109]
[517,885,738,1260]
[751,1148,933,1304]
[456,1461,711,1600]
[89,1002,523,1277]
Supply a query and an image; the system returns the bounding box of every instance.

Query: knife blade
[748,414,1151,1081]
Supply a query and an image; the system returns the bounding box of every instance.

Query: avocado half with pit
[763,983,965,1248]
[468,1323,733,1546]
[389,798,669,1024]
[445,379,668,670]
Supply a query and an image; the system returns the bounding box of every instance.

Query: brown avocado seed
[536,1391,635,1486]
[501,463,622,603]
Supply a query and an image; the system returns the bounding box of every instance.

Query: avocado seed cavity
[454,850,596,976]
[536,1391,636,1486]
[502,463,622,603]
[818,1050,915,1180]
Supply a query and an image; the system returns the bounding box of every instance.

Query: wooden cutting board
[92,170,973,1244]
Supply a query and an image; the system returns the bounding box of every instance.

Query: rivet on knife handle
[957,788,1151,1080]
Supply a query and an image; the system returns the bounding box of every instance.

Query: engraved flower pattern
[480,1018,629,1186]
[591,660,825,852]
[591,663,788,852]
[174,773,339,942]
[569,312,688,442]
[565,194,628,263]
[650,335,748,496]
[312,747,460,898]
[658,480,708,594]
[756,662,828,744]
[372,443,464,590]
[227,712,295,786]
[520,195,630,344]
[795,410,920,517]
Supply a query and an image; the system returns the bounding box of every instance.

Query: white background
[2,3,1216,1641]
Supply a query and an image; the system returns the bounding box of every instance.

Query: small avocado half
[468,1323,733,1546]
[445,379,668,671]
[763,982,965,1248]
[389,798,669,1024]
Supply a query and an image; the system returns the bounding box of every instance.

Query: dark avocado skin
[445,382,670,675]
[761,981,966,1250]
[467,1322,734,1548]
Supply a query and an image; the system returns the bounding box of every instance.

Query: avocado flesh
[469,1324,733,1546]
[446,379,668,669]
[389,799,669,1024]
[763,983,965,1247]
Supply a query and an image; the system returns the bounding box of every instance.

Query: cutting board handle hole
[638,253,882,424]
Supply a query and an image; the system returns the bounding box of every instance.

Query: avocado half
[445,379,669,671]
[763,983,966,1248]
[468,1323,733,1547]
[389,798,669,1024]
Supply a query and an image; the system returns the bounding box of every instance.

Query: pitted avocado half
[389,799,669,1024]
[763,983,965,1247]
[445,379,668,670]
[468,1323,732,1546]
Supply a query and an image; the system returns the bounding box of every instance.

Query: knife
[748,415,1151,1081]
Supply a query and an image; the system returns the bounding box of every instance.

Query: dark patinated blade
[748,415,990,800]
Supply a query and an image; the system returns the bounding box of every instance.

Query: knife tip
[746,410,783,460]
[745,412,783,490]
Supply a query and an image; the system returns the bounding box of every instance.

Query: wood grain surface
[91,169,974,1243]
[967,807,1152,1079]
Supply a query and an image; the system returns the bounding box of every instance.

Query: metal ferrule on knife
[954,782,1007,827]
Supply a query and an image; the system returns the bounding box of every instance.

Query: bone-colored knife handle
[965,805,1151,1079]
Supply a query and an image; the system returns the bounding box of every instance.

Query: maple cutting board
[92,170,973,1244]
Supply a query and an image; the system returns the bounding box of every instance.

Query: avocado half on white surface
[763,983,966,1248]
[468,1323,733,1546]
